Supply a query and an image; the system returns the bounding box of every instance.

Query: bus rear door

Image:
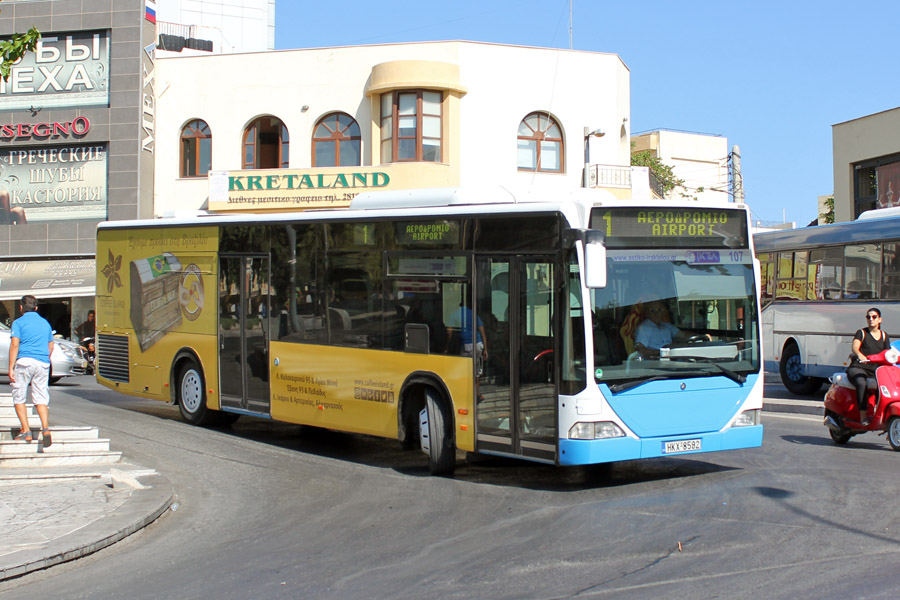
[219,254,271,415]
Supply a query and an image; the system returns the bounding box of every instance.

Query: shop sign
[0,31,110,111]
[209,167,394,212]
[0,144,108,223]
[0,116,91,140]
[0,259,95,301]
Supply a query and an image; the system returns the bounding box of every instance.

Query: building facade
[153,41,633,215]
[832,106,900,222]
[631,129,730,203]
[0,0,156,335]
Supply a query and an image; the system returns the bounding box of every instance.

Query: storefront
[0,4,157,340]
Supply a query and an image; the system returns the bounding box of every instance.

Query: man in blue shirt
[10,295,54,446]
[446,303,488,402]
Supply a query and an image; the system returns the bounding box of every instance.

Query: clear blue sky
[276,1,900,226]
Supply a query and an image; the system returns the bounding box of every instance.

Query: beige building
[631,130,730,203]
[832,106,900,222]
[154,41,635,215]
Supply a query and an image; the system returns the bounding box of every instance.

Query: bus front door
[219,255,271,415]
[475,256,557,463]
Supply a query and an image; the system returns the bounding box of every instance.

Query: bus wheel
[418,388,456,475]
[779,343,822,396]
[177,360,214,426]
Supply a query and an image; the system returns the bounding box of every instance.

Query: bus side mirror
[585,240,607,288]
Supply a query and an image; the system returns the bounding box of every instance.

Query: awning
[0,259,95,301]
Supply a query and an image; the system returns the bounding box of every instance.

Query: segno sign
[0,116,91,140]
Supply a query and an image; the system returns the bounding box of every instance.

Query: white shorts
[11,357,51,406]
[463,341,485,376]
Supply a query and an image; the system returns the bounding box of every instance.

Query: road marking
[763,412,821,423]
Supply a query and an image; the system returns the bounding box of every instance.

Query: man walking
[10,295,54,446]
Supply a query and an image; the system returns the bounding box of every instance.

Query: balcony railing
[587,164,666,199]
[588,164,631,188]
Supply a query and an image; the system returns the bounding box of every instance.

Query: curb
[0,472,174,581]
[763,399,823,417]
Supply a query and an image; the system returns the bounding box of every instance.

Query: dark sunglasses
[866,315,880,320]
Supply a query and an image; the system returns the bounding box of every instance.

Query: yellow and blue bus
[95,186,763,474]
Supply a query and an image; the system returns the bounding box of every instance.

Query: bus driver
[635,300,710,358]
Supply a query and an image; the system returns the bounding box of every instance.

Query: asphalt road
[2,376,899,599]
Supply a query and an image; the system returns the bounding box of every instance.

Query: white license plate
[663,439,701,454]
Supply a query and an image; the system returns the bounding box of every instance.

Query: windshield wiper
[608,375,670,394]
[668,356,747,385]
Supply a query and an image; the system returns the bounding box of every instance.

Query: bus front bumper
[557,424,763,466]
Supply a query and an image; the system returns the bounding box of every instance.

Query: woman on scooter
[847,308,890,425]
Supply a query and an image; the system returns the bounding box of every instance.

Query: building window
[380,90,442,163]
[243,116,289,169]
[180,119,212,178]
[312,112,361,167]
[854,153,900,218]
[517,112,563,172]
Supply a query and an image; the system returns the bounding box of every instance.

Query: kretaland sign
[208,167,394,212]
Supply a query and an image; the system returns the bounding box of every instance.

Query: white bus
[754,209,900,394]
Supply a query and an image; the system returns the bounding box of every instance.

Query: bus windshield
[589,249,760,390]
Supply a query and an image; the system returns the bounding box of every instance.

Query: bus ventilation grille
[97,334,130,382]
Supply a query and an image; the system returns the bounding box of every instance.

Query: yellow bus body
[95,224,476,451]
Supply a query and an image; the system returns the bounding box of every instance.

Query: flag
[145,0,157,24]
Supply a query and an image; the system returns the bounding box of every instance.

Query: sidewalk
[0,462,173,581]
[0,404,174,584]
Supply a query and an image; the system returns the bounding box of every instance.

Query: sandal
[41,428,52,448]
[14,430,33,443]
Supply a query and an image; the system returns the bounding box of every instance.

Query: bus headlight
[732,409,760,427]
[568,421,625,440]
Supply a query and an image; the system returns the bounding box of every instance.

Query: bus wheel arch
[172,350,216,426]
[398,374,456,475]
[779,340,823,396]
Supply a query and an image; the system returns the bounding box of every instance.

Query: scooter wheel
[887,416,900,451]
[829,428,852,445]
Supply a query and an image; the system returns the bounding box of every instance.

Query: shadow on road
[63,384,738,492]
[782,433,892,452]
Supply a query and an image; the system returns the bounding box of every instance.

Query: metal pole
[731,144,743,204]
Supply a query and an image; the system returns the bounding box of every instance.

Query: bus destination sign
[395,220,460,247]
[590,207,748,249]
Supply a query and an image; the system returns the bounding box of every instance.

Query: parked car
[0,322,90,384]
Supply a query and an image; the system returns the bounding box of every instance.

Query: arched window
[380,90,442,163]
[517,112,563,173]
[312,112,361,167]
[243,116,289,169]
[180,119,211,177]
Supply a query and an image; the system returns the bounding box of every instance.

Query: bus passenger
[847,308,890,426]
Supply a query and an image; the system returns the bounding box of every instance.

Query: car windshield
[589,250,760,390]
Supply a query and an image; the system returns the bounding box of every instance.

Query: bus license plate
[663,439,701,454]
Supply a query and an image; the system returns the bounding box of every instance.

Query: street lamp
[583,127,606,187]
